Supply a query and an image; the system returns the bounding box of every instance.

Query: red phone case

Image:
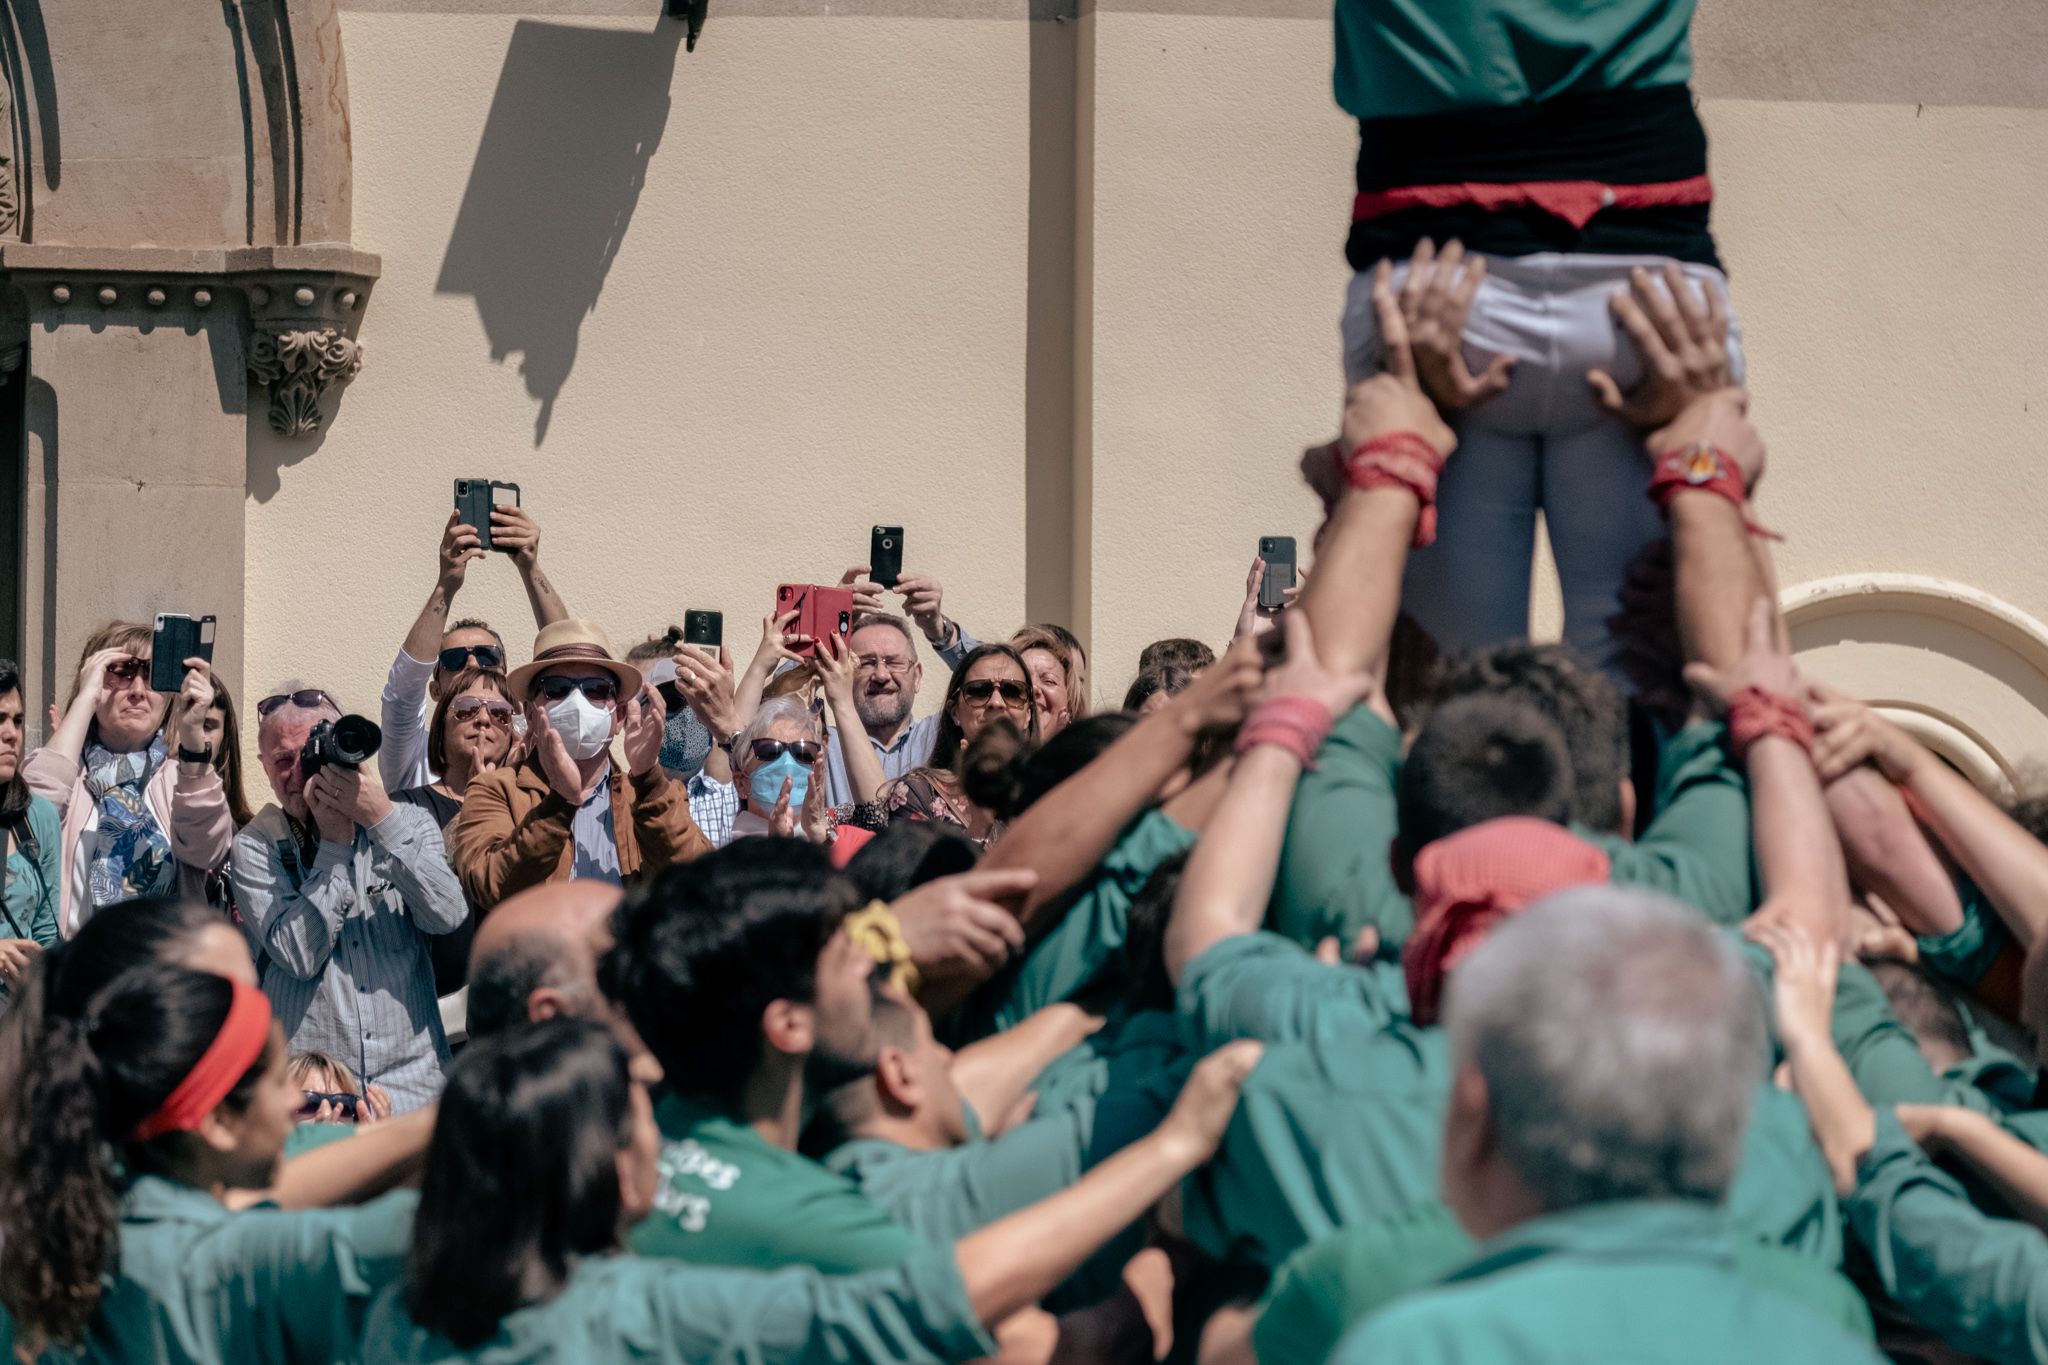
[774,584,856,660]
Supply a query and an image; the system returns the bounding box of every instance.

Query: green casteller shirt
[1848,1109,2048,1365]
[630,1093,924,1274]
[1254,1199,1873,1365]
[360,1247,997,1365]
[1334,0,1696,122]
[1329,1200,1881,1365]
[0,1175,416,1365]
[1027,1006,1187,1125]
[950,810,1197,1047]
[1176,933,1840,1270]
[1268,705,1755,954]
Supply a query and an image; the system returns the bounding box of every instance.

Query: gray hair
[1443,886,1767,1211]
[735,695,821,763]
[255,679,341,739]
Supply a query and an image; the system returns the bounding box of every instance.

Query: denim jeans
[1340,252,1746,678]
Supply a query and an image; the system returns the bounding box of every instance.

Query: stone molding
[1,243,380,436]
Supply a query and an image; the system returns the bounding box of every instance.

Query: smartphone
[150,614,217,693]
[869,525,905,591]
[774,585,856,660]
[1258,536,1297,613]
[683,610,723,649]
[454,479,522,552]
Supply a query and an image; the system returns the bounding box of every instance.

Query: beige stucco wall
[239,1,2048,775]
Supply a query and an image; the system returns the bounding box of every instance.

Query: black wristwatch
[177,743,214,765]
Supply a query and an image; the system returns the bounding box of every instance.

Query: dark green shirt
[1255,1200,1873,1365]
[0,1175,415,1365]
[1334,0,1696,121]
[360,1248,996,1365]
[1268,705,1755,953]
[630,1093,924,1274]
[1329,1200,1880,1364]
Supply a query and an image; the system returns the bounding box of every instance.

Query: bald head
[466,880,624,1041]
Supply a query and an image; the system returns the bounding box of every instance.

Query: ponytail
[0,1014,118,1356]
[0,964,264,1357]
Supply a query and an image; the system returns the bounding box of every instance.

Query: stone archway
[0,0,376,710]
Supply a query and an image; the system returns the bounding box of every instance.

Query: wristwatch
[177,743,215,766]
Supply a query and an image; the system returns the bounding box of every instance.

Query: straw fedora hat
[507,620,645,705]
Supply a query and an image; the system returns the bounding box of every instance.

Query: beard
[853,687,912,733]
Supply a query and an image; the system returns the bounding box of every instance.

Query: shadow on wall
[435,18,684,445]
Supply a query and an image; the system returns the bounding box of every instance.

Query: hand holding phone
[684,610,724,649]
[1257,537,1298,613]
[453,479,522,553]
[775,585,856,661]
[869,526,905,591]
[151,615,217,694]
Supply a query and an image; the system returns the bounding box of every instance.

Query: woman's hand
[172,658,217,752]
[72,648,127,713]
[801,756,830,843]
[0,938,42,983]
[1233,557,1304,642]
[765,776,798,838]
[357,1084,395,1128]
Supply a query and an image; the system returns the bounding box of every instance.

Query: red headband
[132,981,274,1142]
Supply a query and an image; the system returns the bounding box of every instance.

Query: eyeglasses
[854,655,916,676]
[960,679,1030,707]
[257,689,339,717]
[296,1090,360,1121]
[438,644,506,673]
[748,738,824,765]
[104,658,151,684]
[450,696,515,726]
[533,675,619,705]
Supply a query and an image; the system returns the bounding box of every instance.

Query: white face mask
[544,689,614,761]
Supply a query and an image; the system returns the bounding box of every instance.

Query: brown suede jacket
[446,754,711,914]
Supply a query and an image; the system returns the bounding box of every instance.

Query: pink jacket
[22,745,235,939]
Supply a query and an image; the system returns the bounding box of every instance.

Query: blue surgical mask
[748,752,810,809]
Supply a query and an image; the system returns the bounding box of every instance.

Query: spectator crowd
[3,1,2048,1362]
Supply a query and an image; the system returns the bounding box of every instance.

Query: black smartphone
[454,479,522,552]
[870,525,905,591]
[1258,536,1297,613]
[150,614,217,693]
[683,610,723,649]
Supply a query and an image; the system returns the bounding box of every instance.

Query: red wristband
[1235,695,1336,768]
[1347,433,1447,548]
[1726,686,1814,763]
[1647,443,1782,541]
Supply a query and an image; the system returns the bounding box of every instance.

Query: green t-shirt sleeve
[197,1191,417,1359]
[1728,1242,1874,1343]
[1848,1109,2048,1364]
[966,810,1197,1038]
[1595,721,1756,925]
[1830,960,1949,1108]
[1253,1203,1472,1365]
[282,1121,361,1159]
[850,1110,1092,1245]
[1176,932,1400,1055]
[643,1248,1001,1365]
[1916,881,2012,989]
[1269,703,1410,951]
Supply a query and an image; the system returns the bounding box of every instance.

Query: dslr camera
[300,715,384,780]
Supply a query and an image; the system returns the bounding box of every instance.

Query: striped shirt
[231,803,468,1113]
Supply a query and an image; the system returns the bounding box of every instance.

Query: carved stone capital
[248,326,364,437]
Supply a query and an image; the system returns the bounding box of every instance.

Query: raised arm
[814,637,890,804]
[733,611,805,730]
[948,1002,1103,1137]
[1165,613,1368,984]
[952,1041,1259,1325]
[977,641,1261,929]
[488,504,571,628]
[1812,684,2048,953]
[1295,261,1455,693]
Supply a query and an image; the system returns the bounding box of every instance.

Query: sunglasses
[749,738,824,765]
[960,679,1030,707]
[450,696,515,726]
[533,675,619,705]
[257,689,340,717]
[104,658,151,683]
[296,1090,360,1121]
[439,644,506,673]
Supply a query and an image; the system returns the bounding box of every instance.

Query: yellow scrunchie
[843,900,920,996]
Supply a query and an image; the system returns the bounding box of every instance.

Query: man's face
[848,625,919,733]
[804,927,882,1093]
[432,625,501,701]
[258,708,331,813]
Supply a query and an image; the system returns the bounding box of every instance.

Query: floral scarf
[83,735,176,909]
